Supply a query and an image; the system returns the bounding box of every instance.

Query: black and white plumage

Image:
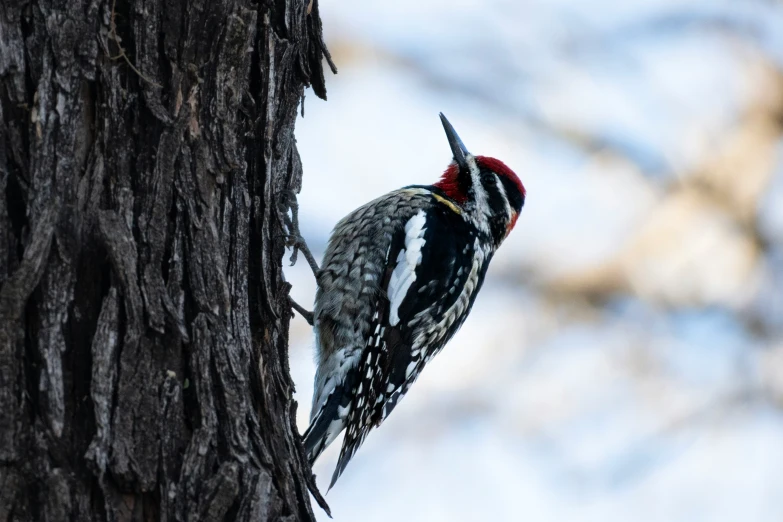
[302,114,526,488]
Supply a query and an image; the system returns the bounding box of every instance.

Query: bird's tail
[328,416,368,489]
[303,369,358,465]
[327,364,420,488]
[302,398,339,464]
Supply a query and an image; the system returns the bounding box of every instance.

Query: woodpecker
[300,113,525,488]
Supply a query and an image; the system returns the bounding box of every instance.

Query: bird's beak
[439,113,470,171]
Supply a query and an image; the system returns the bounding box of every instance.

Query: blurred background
[285,1,783,520]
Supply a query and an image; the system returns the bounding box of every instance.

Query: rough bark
[0,0,334,520]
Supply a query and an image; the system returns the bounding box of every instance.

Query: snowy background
[285,1,783,520]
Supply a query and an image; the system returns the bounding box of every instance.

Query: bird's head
[433,113,526,247]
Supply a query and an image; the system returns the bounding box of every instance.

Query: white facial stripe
[388,210,427,326]
[466,154,485,206]
[493,173,513,220]
[465,154,492,232]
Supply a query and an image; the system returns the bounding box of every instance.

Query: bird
[297,113,526,488]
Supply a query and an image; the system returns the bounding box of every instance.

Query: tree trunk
[0,0,334,520]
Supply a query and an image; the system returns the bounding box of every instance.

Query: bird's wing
[329,202,482,487]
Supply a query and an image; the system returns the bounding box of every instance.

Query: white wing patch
[388,210,427,326]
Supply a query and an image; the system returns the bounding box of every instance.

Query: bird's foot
[277,189,320,279]
[288,297,314,326]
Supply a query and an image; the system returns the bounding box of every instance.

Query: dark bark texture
[0,0,334,520]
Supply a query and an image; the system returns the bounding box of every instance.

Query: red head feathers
[434,155,525,205]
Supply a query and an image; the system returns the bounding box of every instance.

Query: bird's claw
[289,297,314,326]
[276,189,320,278]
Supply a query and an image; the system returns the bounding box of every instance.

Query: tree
[0,0,334,520]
